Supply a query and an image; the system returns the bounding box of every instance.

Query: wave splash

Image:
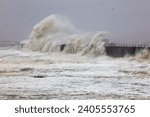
[24,15,108,57]
[135,48,150,61]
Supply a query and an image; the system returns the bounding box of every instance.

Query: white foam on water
[0,48,150,99]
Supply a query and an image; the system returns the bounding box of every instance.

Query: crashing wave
[23,14,108,57]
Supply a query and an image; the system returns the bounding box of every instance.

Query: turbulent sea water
[0,46,150,100]
[0,15,150,100]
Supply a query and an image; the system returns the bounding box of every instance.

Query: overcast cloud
[0,0,150,43]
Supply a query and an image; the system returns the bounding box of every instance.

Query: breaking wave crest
[24,15,107,57]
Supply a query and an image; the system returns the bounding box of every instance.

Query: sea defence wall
[105,43,150,57]
[58,43,150,57]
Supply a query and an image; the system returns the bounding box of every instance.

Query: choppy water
[0,47,150,100]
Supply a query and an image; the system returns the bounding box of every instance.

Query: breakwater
[59,43,150,57]
[105,43,150,57]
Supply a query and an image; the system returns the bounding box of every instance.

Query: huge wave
[24,15,108,57]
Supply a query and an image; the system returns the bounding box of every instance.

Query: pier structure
[54,38,150,57]
[105,43,150,57]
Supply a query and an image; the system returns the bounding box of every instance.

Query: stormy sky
[0,0,150,43]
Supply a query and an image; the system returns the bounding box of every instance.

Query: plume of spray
[25,15,77,52]
[24,14,108,57]
[135,48,150,62]
[81,32,106,56]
